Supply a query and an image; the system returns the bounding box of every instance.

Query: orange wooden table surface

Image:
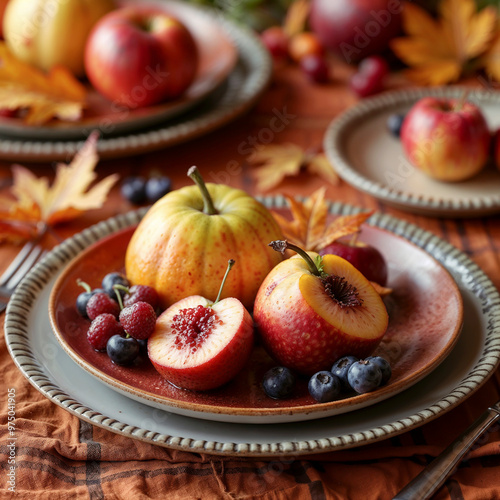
[1,64,500,499]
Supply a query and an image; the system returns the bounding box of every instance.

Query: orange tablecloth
[1,63,500,500]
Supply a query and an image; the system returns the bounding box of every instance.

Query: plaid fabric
[2,310,500,498]
[2,64,500,500]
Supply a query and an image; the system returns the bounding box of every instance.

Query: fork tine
[1,246,46,292]
[0,240,38,287]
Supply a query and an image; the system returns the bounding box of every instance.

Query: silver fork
[0,239,48,314]
[393,401,500,499]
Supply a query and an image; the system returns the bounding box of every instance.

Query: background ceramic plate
[0,0,238,141]
[324,87,500,218]
[5,198,500,456]
[0,3,270,162]
[47,214,463,424]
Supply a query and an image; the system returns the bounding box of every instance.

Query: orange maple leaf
[0,132,119,243]
[248,144,339,192]
[390,0,497,85]
[0,42,87,125]
[272,187,373,251]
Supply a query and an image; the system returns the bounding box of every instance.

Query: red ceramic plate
[0,0,238,140]
[48,218,464,424]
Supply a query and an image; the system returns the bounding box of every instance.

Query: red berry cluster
[350,56,389,98]
[261,27,329,84]
[77,274,160,364]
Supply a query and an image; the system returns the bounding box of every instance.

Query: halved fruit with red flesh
[148,295,254,391]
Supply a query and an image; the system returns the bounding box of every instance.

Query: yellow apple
[3,0,115,77]
[125,167,284,310]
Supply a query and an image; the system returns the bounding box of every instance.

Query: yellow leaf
[283,0,310,37]
[0,43,87,125]
[248,144,339,192]
[249,144,305,192]
[0,132,118,242]
[306,153,340,187]
[272,188,373,252]
[482,24,500,81]
[390,0,497,85]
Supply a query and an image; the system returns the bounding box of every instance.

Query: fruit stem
[76,279,91,293]
[269,240,322,277]
[113,285,125,311]
[213,259,235,305]
[188,166,218,215]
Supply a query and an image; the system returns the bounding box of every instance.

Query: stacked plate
[5,197,500,457]
[0,0,272,162]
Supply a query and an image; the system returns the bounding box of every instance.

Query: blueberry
[387,113,405,137]
[121,176,147,205]
[145,176,171,203]
[262,366,296,399]
[106,335,140,365]
[347,359,383,394]
[76,287,106,318]
[331,355,359,391]
[102,272,130,300]
[366,356,392,385]
[308,371,342,403]
[137,338,148,354]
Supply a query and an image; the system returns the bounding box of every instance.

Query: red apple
[84,6,199,107]
[319,240,388,286]
[309,0,402,63]
[148,261,254,391]
[254,241,389,376]
[401,97,491,182]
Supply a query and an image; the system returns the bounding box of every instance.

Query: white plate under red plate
[47,209,463,424]
[5,197,500,456]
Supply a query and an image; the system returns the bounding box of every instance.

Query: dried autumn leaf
[0,42,87,125]
[390,0,497,85]
[482,22,500,81]
[248,144,338,192]
[272,187,373,252]
[283,0,310,37]
[0,132,119,243]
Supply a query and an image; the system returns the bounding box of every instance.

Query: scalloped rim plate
[45,209,463,424]
[5,197,500,456]
[324,87,500,217]
[0,0,238,142]
[0,3,271,162]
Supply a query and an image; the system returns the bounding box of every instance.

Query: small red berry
[123,285,160,310]
[119,301,157,340]
[261,26,289,60]
[86,292,120,320]
[300,54,330,83]
[87,313,124,351]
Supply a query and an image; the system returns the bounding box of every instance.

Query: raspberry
[123,285,160,310]
[119,301,157,340]
[86,292,120,320]
[87,313,124,351]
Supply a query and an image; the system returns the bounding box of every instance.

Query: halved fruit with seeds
[254,241,389,375]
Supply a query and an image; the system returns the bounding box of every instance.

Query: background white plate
[324,87,500,217]
[0,4,271,162]
[5,197,500,456]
